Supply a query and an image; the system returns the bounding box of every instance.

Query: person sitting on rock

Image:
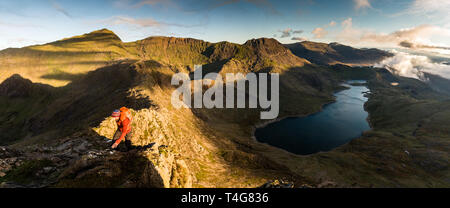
[110,107,133,151]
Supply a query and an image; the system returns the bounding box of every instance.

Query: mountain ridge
[285,40,392,66]
[0,29,388,87]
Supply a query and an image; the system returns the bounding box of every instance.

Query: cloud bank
[407,0,450,25]
[335,17,450,55]
[106,16,160,27]
[116,0,279,14]
[375,50,450,80]
[291,36,307,41]
[98,16,204,28]
[353,0,371,10]
[276,28,303,38]
[312,27,327,39]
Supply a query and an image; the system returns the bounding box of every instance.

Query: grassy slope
[0,29,135,87]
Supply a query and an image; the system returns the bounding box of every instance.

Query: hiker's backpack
[119,107,133,123]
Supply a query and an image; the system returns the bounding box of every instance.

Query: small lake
[254,80,371,155]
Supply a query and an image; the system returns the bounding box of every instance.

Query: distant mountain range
[0,29,391,86]
[285,41,393,66]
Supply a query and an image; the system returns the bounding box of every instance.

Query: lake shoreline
[252,80,371,155]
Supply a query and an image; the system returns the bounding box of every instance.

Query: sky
[1,0,450,56]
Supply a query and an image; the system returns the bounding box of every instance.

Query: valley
[0,29,448,188]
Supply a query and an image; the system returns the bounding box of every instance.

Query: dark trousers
[112,129,133,151]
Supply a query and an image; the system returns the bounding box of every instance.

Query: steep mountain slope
[0,29,137,87]
[285,41,392,66]
[423,73,450,96]
[0,59,323,187]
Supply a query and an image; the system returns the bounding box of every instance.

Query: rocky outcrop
[259,179,294,188]
[93,108,194,188]
[0,130,170,188]
[244,38,291,56]
[0,146,23,178]
[205,41,239,62]
[0,74,35,97]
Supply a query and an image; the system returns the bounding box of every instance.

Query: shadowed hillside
[423,73,450,96]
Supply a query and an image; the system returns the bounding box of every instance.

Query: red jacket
[114,118,132,145]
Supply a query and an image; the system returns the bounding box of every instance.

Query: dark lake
[254,81,371,155]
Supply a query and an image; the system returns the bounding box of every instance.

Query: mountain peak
[50,28,122,45]
[0,74,34,97]
[86,28,120,38]
[90,28,115,34]
[243,38,290,56]
[329,42,341,46]
[244,38,282,47]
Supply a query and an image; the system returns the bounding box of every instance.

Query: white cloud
[51,0,72,18]
[353,0,371,10]
[329,21,336,27]
[375,50,450,80]
[291,37,308,41]
[409,0,450,16]
[98,16,203,28]
[361,25,450,50]
[276,28,303,38]
[334,17,450,55]
[105,16,161,27]
[279,28,292,38]
[312,27,327,39]
[133,0,180,9]
[341,18,352,28]
[114,0,279,15]
[397,0,450,27]
[114,0,174,8]
[337,18,364,43]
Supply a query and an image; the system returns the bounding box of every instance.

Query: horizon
[0,27,384,48]
[1,0,450,57]
[3,27,450,61]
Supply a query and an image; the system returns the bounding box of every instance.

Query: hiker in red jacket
[111,107,133,151]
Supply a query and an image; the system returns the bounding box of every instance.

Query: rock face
[0,131,171,188]
[94,108,194,188]
[56,148,166,188]
[0,61,204,188]
[244,38,292,56]
[259,179,295,188]
[243,38,311,67]
[0,146,23,178]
